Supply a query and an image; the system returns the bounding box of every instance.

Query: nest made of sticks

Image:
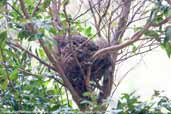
[55,35,113,100]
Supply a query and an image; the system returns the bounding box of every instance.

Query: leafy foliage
[114,91,171,114]
[0,43,73,113]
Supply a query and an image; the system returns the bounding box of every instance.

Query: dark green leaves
[62,0,70,6]
[9,69,18,81]
[43,0,51,9]
[161,26,171,58]
[0,31,7,48]
[149,1,170,24]
[131,44,137,54]
[34,32,44,40]
[18,29,44,41]
[0,0,7,7]
[144,29,159,38]
[161,43,171,58]
[18,30,31,40]
[116,91,171,114]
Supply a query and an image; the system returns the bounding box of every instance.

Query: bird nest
[55,35,113,101]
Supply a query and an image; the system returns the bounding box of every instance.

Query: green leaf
[132,45,137,53]
[38,48,45,58]
[0,15,4,19]
[10,69,18,81]
[49,27,57,35]
[155,15,163,23]
[35,32,44,40]
[0,0,7,7]
[144,30,159,38]
[82,92,91,97]
[84,26,92,37]
[62,0,70,5]
[18,30,30,40]
[0,31,7,47]
[161,42,171,58]
[165,43,171,58]
[43,0,51,9]
[133,27,142,32]
[0,79,8,90]
[162,6,169,16]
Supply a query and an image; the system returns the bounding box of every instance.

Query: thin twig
[19,0,30,19]
[32,0,42,17]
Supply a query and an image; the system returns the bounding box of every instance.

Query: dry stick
[106,2,127,45]
[73,0,84,19]
[51,0,62,30]
[117,38,158,62]
[32,0,42,17]
[97,0,111,32]
[116,15,168,61]
[117,45,158,63]
[112,0,132,44]
[113,40,159,81]
[127,0,146,27]
[19,0,30,19]
[57,0,61,12]
[111,57,143,100]
[73,0,103,20]
[107,9,114,46]
[117,39,158,64]
[88,0,99,36]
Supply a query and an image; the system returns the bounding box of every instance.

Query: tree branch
[39,39,82,106]
[32,0,42,17]
[112,0,132,44]
[19,0,30,19]
[50,0,62,30]
[93,22,151,59]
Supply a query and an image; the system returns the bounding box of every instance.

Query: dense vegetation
[0,0,171,113]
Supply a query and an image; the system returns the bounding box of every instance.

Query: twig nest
[55,35,113,99]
